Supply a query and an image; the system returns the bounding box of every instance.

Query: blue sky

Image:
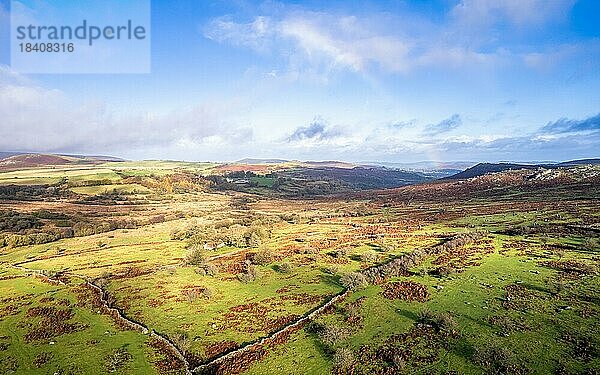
[0,0,599,163]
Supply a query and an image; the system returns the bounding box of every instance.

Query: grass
[0,161,598,374]
[69,184,151,195]
[0,276,155,375]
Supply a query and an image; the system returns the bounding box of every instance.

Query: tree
[184,245,206,266]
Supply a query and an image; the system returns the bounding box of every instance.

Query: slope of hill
[0,154,75,169]
[445,162,537,180]
[0,153,124,171]
[446,159,600,180]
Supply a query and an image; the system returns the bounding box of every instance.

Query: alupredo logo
[10,0,151,74]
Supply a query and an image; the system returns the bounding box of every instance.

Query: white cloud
[451,0,574,28]
[204,16,273,51]
[278,15,411,74]
[203,1,590,81]
[0,66,253,155]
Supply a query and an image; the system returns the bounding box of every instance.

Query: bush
[333,348,354,371]
[278,262,292,273]
[237,264,260,283]
[202,287,213,299]
[252,249,273,265]
[318,325,349,346]
[184,245,206,266]
[417,309,459,336]
[195,267,207,276]
[332,248,349,258]
[436,265,455,277]
[104,347,131,373]
[583,238,599,251]
[340,272,368,291]
[196,263,219,277]
[237,272,254,283]
[472,343,524,374]
[203,263,219,276]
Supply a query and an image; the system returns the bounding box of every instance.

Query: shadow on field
[319,273,341,287]
[395,309,419,321]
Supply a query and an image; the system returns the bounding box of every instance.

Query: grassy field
[0,162,598,374]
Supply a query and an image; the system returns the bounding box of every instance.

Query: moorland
[0,153,598,374]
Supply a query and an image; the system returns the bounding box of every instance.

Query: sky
[0,0,599,163]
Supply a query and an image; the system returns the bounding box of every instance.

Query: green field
[0,162,598,374]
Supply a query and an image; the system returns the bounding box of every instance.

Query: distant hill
[236,158,290,164]
[0,153,124,170]
[281,166,431,190]
[367,160,476,171]
[0,152,22,160]
[446,159,600,180]
[557,158,600,166]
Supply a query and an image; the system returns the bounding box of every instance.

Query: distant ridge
[446,158,600,180]
[0,153,125,170]
[236,158,289,164]
[557,158,600,166]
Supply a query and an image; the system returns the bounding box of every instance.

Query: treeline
[0,218,142,248]
[0,209,176,248]
[67,178,113,187]
[0,185,70,200]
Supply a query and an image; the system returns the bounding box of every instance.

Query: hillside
[0,153,124,171]
[446,159,600,180]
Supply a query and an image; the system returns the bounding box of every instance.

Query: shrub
[417,309,458,336]
[333,348,354,372]
[318,325,349,346]
[195,267,207,276]
[332,248,349,258]
[252,249,273,265]
[172,332,191,356]
[472,343,524,374]
[202,287,213,299]
[436,265,455,277]
[196,263,218,277]
[182,288,203,302]
[203,263,219,276]
[340,272,368,291]
[184,245,206,266]
[237,272,254,283]
[246,231,262,247]
[104,347,131,373]
[278,262,292,273]
[583,238,599,251]
[237,264,260,283]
